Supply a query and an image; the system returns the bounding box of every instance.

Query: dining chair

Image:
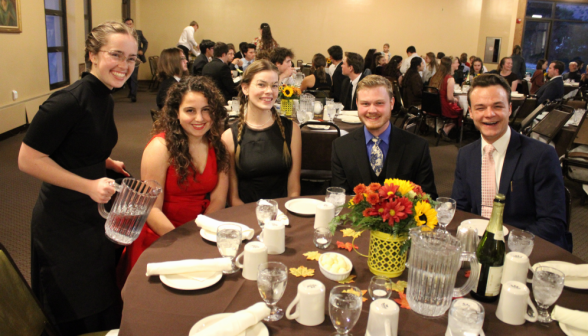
[561,110,588,205]
[564,99,587,111]
[296,60,303,68]
[148,56,159,91]
[519,102,553,134]
[517,79,530,96]
[299,122,341,191]
[530,109,573,145]
[0,243,117,336]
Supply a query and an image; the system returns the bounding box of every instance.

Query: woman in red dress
[118,76,229,283]
[438,56,463,137]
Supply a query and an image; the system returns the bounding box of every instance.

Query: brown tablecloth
[119,196,586,336]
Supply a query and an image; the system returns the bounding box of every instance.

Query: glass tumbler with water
[329,285,363,336]
[435,197,456,233]
[508,229,534,257]
[257,261,288,321]
[256,199,278,241]
[326,187,346,217]
[448,299,485,336]
[532,266,565,323]
[99,178,162,245]
[216,224,242,274]
[406,231,479,317]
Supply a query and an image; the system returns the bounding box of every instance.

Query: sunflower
[414,201,438,231]
[283,87,293,98]
[384,178,414,196]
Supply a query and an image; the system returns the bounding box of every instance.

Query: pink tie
[481,144,496,218]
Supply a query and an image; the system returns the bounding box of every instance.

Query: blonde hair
[85,21,137,69]
[235,60,291,168]
[356,75,394,100]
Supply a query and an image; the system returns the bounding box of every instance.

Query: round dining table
[119,196,587,336]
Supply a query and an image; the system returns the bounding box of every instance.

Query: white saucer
[532,261,588,289]
[459,219,509,237]
[560,321,588,336]
[285,198,323,215]
[189,313,269,336]
[160,271,222,290]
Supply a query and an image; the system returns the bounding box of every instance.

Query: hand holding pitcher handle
[453,253,480,298]
[98,180,121,219]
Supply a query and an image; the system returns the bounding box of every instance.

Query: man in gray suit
[124,18,148,103]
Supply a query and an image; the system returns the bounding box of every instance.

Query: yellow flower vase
[281,99,293,117]
[354,231,407,278]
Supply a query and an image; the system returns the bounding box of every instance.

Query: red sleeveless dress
[117,133,218,285]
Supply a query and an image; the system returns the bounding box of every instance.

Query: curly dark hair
[153,76,229,186]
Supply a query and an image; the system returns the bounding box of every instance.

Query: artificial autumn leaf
[338,274,356,284]
[465,270,471,278]
[394,292,411,310]
[303,251,321,261]
[289,266,315,277]
[336,241,358,252]
[390,280,408,293]
[340,228,363,238]
[361,289,368,302]
[342,288,361,296]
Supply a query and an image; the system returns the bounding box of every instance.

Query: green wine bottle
[471,193,506,302]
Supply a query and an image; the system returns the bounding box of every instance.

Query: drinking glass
[326,105,337,123]
[326,187,346,217]
[532,266,565,323]
[257,261,288,321]
[448,299,485,336]
[435,197,456,233]
[368,275,393,301]
[326,98,335,106]
[255,199,278,241]
[297,105,309,124]
[329,285,363,336]
[314,227,333,249]
[216,224,242,274]
[231,97,239,113]
[508,229,535,257]
[455,227,479,257]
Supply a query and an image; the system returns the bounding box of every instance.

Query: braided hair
[235,59,291,169]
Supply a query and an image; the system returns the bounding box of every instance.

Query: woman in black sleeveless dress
[18,22,137,335]
[300,53,332,92]
[222,60,301,205]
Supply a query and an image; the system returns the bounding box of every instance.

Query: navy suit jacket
[331,63,344,103]
[535,76,564,104]
[331,124,438,199]
[340,72,367,111]
[451,129,570,250]
[202,58,238,103]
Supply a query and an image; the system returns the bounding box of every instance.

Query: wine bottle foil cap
[493,193,506,203]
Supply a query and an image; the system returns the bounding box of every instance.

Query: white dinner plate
[340,116,362,124]
[459,219,509,237]
[339,110,358,116]
[445,326,485,336]
[285,198,323,215]
[532,261,588,290]
[305,120,330,130]
[189,313,269,336]
[160,271,222,290]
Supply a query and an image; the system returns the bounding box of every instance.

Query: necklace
[246,113,273,128]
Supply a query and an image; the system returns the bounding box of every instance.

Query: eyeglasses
[99,50,137,65]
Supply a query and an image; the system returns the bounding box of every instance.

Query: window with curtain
[522,1,588,74]
[45,0,69,89]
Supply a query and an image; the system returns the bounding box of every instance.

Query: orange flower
[362,207,378,217]
[352,193,364,204]
[354,184,367,195]
[366,192,380,205]
[368,183,381,192]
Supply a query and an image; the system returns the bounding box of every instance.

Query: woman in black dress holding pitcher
[222,60,302,205]
[18,21,136,335]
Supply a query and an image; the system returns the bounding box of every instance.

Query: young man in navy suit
[536,60,565,104]
[451,74,571,251]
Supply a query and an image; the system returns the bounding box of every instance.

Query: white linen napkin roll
[537,262,588,278]
[195,215,255,240]
[552,305,588,335]
[193,302,270,336]
[146,258,231,276]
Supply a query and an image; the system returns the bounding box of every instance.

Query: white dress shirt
[178,26,200,56]
[480,126,511,191]
[400,53,422,74]
[350,74,361,103]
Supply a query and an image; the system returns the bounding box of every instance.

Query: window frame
[45,0,70,90]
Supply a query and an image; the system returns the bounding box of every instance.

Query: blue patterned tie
[370,137,384,176]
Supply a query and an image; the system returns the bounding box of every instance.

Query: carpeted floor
[0,82,586,285]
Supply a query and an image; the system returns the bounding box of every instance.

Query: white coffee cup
[366,299,399,336]
[495,281,538,325]
[502,252,532,284]
[263,220,285,255]
[235,241,268,281]
[314,202,335,229]
[313,101,324,114]
[286,279,325,326]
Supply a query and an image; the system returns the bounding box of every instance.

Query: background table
[119,196,586,336]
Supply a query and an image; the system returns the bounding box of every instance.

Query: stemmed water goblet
[255,199,278,242]
[435,197,456,233]
[508,229,535,257]
[532,266,565,323]
[329,285,362,336]
[257,261,288,321]
[216,224,242,274]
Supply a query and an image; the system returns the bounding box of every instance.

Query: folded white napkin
[341,116,361,123]
[536,262,588,278]
[306,121,330,130]
[195,215,255,240]
[339,110,358,116]
[552,306,588,336]
[146,258,232,276]
[193,302,270,336]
